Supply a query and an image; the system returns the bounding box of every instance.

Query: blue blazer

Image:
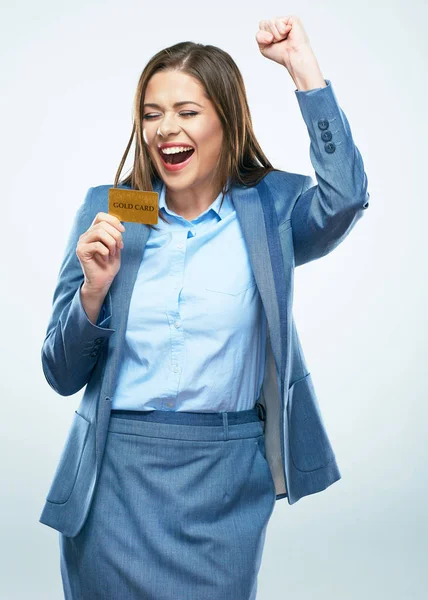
[39,80,369,537]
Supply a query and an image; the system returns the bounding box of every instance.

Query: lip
[158,142,194,150]
[157,147,195,172]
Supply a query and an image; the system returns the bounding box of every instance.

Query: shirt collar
[158,179,233,223]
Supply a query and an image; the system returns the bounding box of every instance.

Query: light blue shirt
[111,180,267,412]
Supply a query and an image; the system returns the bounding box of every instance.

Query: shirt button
[177,243,184,249]
[174,321,180,328]
[173,366,180,373]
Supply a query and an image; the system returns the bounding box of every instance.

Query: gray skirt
[59,405,276,600]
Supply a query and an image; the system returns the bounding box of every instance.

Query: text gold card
[108,188,159,225]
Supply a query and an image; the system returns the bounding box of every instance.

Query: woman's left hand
[256,15,313,69]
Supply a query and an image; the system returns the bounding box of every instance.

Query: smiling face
[142,70,224,196]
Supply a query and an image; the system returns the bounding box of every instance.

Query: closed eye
[143,111,198,120]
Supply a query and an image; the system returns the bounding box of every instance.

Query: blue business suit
[39,79,369,538]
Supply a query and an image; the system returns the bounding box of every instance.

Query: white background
[1,0,427,598]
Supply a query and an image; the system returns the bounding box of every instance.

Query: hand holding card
[76,211,126,293]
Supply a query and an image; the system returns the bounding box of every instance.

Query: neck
[165,179,223,220]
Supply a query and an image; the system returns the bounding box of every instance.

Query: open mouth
[159,148,195,165]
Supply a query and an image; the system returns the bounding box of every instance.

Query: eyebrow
[143,101,204,109]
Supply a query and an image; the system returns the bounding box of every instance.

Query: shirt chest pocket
[203,237,257,296]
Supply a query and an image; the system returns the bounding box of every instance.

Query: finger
[265,19,283,42]
[91,211,126,232]
[275,17,292,36]
[95,221,124,247]
[78,240,110,262]
[98,221,125,253]
[259,19,275,37]
[256,29,274,47]
[84,226,122,257]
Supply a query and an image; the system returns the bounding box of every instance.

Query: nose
[157,114,181,138]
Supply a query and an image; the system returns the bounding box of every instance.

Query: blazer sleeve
[290,79,370,267]
[41,186,116,396]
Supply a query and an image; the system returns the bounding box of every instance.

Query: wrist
[80,282,109,326]
[287,49,326,91]
[81,281,110,299]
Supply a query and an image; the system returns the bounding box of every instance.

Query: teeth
[161,146,193,155]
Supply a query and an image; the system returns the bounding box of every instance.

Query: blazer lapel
[95,179,162,463]
[230,180,284,376]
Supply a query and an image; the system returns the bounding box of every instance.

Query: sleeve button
[318,119,329,130]
[321,130,332,141]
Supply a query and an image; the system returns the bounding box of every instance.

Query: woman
[39,15,370,600]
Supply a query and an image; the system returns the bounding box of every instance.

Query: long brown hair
[114,41,279,229]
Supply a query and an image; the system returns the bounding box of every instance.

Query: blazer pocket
[287,373,336,472]
[46,411,91,504]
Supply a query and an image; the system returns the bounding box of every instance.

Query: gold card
[108,188,159,224]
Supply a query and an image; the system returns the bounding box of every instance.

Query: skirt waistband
[111,403,265,425]
[108,403,266,442]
